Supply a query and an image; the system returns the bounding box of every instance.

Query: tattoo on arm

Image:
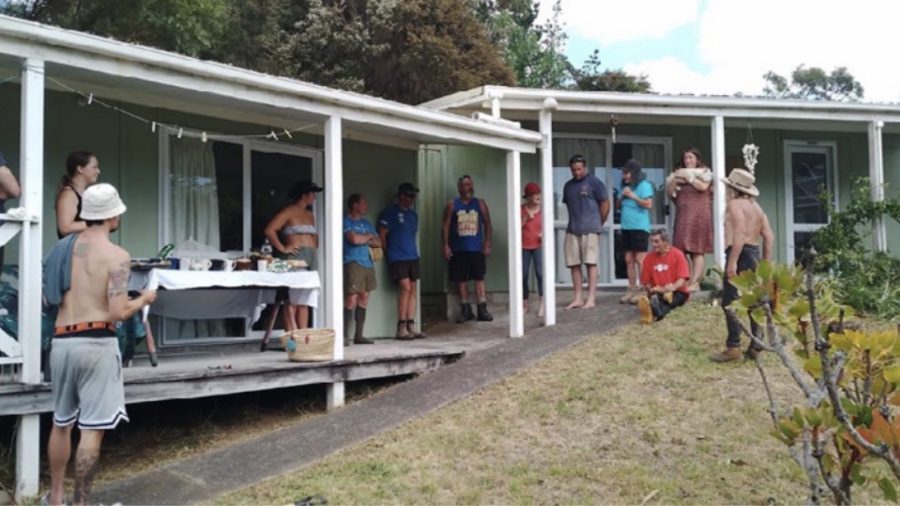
[108,261,130,299]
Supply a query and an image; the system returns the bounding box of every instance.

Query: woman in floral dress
[667,148,713,291]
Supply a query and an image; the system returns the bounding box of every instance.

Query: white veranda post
[868,120,886,252]
[539,102,556,326]
[507,150,523,338]
[324,115,345,409]
[711,115,727,268]
[16,58,45,501]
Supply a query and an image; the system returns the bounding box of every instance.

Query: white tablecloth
[129,269,321,321]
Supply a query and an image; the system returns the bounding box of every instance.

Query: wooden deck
[0,329,511,417]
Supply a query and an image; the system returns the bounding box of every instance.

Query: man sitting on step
[636,229,691,325]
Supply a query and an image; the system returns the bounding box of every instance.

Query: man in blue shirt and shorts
[378,183,426,340]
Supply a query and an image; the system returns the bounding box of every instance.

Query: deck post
[539,102,556,326]
[324,114,345,409]
[710,115,726,269]
[506,150,524,338]
[16,58,44,501]
[868,120,886,252]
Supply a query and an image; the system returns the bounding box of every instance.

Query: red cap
[523,182,541,197]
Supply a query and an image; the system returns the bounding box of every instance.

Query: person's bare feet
[688,283,701,292]
[523,302,529,314]
[565,299,584,310]
[583,299,596,309]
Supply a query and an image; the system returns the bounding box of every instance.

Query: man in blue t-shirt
[343,193,380,346]
[562,154,609,310]
[378,183,426,340]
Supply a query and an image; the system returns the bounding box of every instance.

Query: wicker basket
[279,329,335,362]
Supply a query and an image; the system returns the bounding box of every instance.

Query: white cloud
[690,0,900,101]
[538,0,701,45]
[545,0,900,102]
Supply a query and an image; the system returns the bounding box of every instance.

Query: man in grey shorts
[44,184,156,506]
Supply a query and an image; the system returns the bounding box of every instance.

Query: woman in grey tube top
[264,180,322,331]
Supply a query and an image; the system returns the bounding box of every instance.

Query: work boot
[636,295,654,325]
[456,303,474,323]
[395,321,414,340]
[709,347,742,363]
[476,302,493,322]
[406,320,426,339]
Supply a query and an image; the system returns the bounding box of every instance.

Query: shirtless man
[45,184,156,505]
[709,169,774,363]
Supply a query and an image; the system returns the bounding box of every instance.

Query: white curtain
[170,138,220,249]
[168,138,223,339]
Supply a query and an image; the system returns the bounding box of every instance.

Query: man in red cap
[521,182,544,317]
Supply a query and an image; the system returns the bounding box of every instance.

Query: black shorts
[389,259,420,283]
[449,251,486,282]
[621,230,650,252]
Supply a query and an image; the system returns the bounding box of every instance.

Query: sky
[538,0,900,102]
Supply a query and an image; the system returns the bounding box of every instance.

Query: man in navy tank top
[442,175,494,323]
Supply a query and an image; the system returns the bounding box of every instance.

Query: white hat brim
[80,202,127,221]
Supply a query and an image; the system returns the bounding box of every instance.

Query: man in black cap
[378,183,426,340]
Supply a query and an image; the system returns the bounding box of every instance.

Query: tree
[365,0,515,104]
[11,0,230,57]
[763,65,864,101]
[569,49,651,92]
[476,0,570,89]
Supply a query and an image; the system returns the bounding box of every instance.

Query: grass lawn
[217,302,888,505]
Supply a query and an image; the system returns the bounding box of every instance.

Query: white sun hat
[80,183,127,220]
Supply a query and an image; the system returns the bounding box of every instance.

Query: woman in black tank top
[56,151,100,238]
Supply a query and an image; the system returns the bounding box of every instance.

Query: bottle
[261,239,273,258]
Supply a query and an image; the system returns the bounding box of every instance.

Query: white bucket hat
[722,168,759,197]
[81,183,127,220]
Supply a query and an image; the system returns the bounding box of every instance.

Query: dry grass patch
[218,303,887,505]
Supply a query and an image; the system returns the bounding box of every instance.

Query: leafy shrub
[811,179,900,321]
[730,261,900,504]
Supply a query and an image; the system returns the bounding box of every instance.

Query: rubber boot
[476,302,493,322]
[354,307,374,344]
[343,307,354,346]
[456,303,473,324]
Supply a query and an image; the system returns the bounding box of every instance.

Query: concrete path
[95,296,635,505]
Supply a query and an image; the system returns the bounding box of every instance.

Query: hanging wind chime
[742,122,759,174]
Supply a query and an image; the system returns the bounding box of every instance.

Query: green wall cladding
[0,83,417,338]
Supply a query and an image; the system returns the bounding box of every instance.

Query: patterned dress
[672,181,713,254]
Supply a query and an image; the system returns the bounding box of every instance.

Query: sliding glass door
[552,134,671,286]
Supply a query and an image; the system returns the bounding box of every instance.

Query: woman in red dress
[667,148,713,291]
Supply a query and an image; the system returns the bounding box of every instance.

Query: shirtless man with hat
[44,183,156,505]
[709,168,774,363]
